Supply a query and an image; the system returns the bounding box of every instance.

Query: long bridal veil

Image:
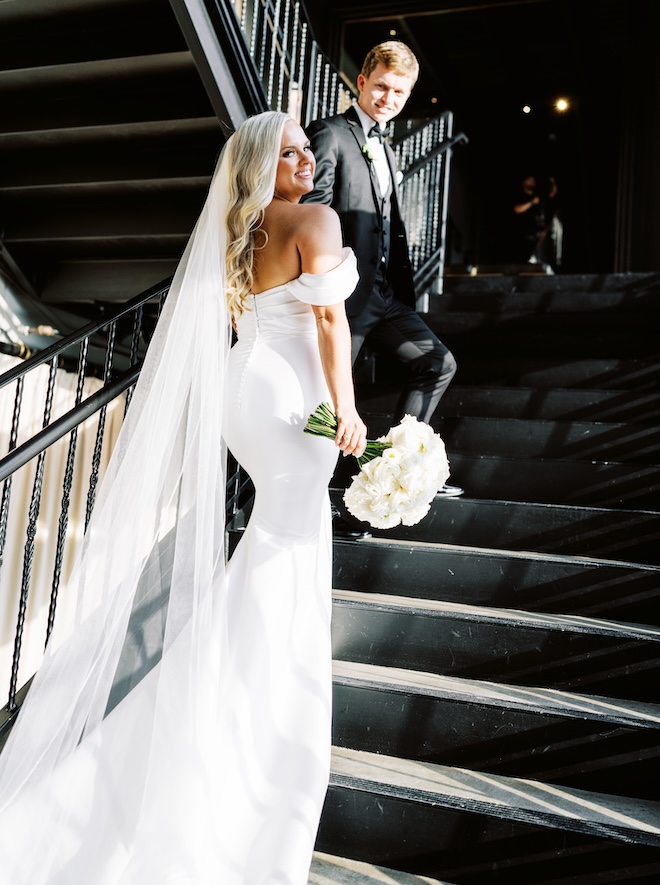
[0,127,236,882]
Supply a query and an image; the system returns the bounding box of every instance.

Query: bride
[0,111,366,884]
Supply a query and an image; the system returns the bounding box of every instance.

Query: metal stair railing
[394,114,469,300]
[0,0,465,740]
[0,280,249,735]
[0,282,165,724]
[230,0,467,297]
[233,0,354,125]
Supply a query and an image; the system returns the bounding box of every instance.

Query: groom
[303,40,463,506]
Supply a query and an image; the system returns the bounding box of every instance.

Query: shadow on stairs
[319,271,660,883]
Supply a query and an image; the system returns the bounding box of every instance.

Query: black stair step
[331,589,660,701]
[333,538,660,625]
[358,383,660,424]
[332,660,660,799]
[362,414,660,465]
[445,452,660,511]
[0,54,213,132]
[451,357,660,390]
[319,747,660,883]
[3,188,205,239]
[0,0,186,71]
[330,490,660,565]
[310,851,454,884]
[429,288,659,315]
[0,120,221,189]
[443,271,660,295]
[438,331,659,360]
[426,310,655,339]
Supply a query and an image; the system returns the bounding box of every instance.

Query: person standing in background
[512,173,562,270]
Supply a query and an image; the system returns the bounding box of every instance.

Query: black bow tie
[368,124,385,142]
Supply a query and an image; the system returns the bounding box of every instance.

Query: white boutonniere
[362,143,376,163]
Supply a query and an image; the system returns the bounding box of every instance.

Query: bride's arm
[297,207,367,458]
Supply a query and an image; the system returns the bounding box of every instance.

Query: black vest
[376,174,393,266]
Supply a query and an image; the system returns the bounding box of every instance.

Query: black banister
[0,363,142,486]
[0,279,171,393]
[401,132,469,182]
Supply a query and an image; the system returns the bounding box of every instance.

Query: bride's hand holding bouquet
[304,403,451,530]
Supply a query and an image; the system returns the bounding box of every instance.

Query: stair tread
[330,487,660,558]
[332,660,660,728]
[329,746,660,843]
[310,852,452,885]
[335,532,660,571]
[359,384,660,423]
[333,477,660,514]
[0,117,219,146]
[332,588,660,642]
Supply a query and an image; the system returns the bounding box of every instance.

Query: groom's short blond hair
[361,41,419,85]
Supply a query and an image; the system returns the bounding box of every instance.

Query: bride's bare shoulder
[294,203,341,239]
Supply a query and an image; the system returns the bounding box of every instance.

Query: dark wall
[314,0,660,273]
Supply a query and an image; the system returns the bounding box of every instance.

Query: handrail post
[436,110,455,296]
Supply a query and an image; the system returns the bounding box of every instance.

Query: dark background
[308,0,660,273]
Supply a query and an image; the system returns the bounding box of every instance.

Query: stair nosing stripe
[328,770,658,845]
[329,747,660,844]
[331,589,660,642]
[331,661,660,728]
[334,534,660,571]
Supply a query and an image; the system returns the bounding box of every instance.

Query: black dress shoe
[332,514,372,539]
[438,484,464,497]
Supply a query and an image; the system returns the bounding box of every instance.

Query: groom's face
[357,63,414,126]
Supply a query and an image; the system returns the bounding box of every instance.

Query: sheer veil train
[0,135,236,882]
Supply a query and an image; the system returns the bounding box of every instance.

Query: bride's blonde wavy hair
[224,111,290,317]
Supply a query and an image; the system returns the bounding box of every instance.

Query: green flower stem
[356,439,390,468]
[304,402,391,467]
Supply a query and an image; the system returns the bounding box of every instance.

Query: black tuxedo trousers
[351,276,456,426]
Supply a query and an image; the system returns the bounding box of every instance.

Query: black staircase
[0,0,223,324]
[3,2,660,881]
[321,271,660,883]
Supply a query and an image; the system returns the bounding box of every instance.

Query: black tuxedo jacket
[303,106,415,317]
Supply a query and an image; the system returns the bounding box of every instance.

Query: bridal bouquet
[304,402,450,529]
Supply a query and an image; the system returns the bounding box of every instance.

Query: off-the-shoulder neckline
[251,248,354,297]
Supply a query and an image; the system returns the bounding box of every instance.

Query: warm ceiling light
[522,104,532,114]
[389,29,397,35]
[555,98,569,112]
[431,96,438,104]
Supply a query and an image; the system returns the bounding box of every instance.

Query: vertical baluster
[85,321,117,528]
[436,111,454,292]
[0,377,25,591]
[320,60,331,118]
[8,358,57,710]
[124,303,144,414]
[328,71,338,116]
[311,51,323,124]
[257,0,269,82]
[45,337,90,648]
[297,24,310,124]
[235,0,246,32]
[276,0,291,113]
[266,0,282,107]
[288,2,301,121]
[245,0,258,59]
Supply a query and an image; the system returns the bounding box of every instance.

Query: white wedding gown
[0,248,358,884]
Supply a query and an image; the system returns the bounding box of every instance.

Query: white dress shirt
[354,104,391,196]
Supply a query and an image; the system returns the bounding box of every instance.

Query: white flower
[305,404,451,531]
[362,143,376,163]
[342,415,450,529]
[385,414,439,453]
